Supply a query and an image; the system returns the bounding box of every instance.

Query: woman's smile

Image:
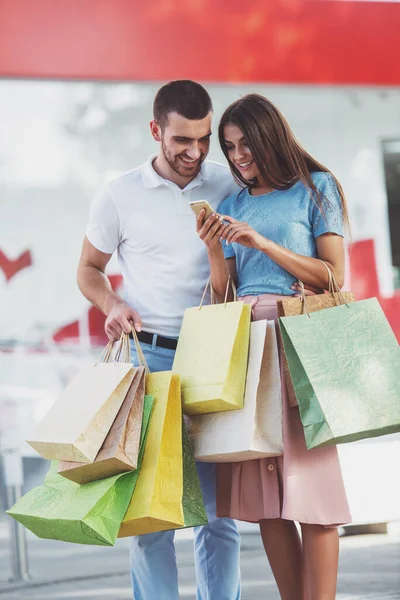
[235,159,254,172]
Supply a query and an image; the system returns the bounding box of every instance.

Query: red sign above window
[0,0,399,85]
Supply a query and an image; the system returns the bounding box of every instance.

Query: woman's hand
[196,210,226,251]
[291,282,323,297]
[220,215,265,250]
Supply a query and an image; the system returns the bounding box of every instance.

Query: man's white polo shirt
[86,156,239,337]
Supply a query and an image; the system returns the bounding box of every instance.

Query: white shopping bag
[27,338,136,462]
[190,320,283,462]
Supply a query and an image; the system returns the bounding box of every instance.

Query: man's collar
[141,154,208,190]
[141,155,165,188]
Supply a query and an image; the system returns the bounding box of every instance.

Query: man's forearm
[77,264,123,316]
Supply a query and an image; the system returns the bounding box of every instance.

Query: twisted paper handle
[114,332,131,363]
[97,332,131,364]
[130,328,150,374]
[299,260,348,316]
[320,261,347,306]
[199,276,237,310]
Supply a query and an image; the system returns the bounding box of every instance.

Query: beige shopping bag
[190,320,283,462]
[27,335,135,462]
[58,365,146,484]
[277,262,355,407]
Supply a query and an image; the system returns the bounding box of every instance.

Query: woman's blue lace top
[218,172,344,296]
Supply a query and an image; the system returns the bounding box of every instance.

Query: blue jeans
[129,338,241,600]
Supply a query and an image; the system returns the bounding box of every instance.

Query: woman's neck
[249,180,275,197]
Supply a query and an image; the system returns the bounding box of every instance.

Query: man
[77,80,240,600]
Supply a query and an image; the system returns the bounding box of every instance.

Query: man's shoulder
[202,160,232,181]
[202,161,241,200]
[107,163,146,192]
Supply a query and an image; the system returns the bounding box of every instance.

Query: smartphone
[189,200,214,220]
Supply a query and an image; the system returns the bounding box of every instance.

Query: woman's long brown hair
[218,93,350,230]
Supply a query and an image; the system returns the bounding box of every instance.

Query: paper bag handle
[112,330,150,373]
[297,261,349,316]
[99,333,131,364]
[114,332,131,363]
[320,261,348,306]
[198,276,237,310]
[130,329,150,374]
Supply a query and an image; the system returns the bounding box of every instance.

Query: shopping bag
[118,370,185,536]
[172,278,251,415]
[277,263,355,407]
[7,396,154,546]
[190,320,283,461]
[27,336,135,462]
[279,297,400,449]
[58,366,146,484]
[179,419,208,528]
[120,418,207,535]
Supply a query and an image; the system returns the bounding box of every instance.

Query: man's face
[153,112,212,179]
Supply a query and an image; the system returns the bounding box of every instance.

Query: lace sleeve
[311,174,344,238]
[221,239,235,259]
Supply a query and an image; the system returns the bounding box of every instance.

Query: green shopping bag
[7,396,154,546]
[279,298,400,449]
[179,419,208,529]
[172,278,251,415]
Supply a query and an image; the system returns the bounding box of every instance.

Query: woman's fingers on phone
[196,209,206,232]
[202,216,223,243]
[207,218,224,240]
[198,217,213,240]
[211,214,224,230]
[220,222,233,240]
[201,213,218,234]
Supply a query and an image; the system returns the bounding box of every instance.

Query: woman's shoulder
[310,171,337,191]
[217,187,247,215]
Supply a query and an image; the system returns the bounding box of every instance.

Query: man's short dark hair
[153,80,213,129]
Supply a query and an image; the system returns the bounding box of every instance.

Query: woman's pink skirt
[216,294,351,527]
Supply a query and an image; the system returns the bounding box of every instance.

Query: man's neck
[152,154,200,190]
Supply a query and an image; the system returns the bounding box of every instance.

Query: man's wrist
[103,292,124,315]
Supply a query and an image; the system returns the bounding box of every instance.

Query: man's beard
[162,140,204,178]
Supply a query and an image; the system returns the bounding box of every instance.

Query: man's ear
[150,120,162,142]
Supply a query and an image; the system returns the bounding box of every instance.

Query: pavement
[0,520,399,599]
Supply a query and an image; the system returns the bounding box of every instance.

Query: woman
[196,94,351,600]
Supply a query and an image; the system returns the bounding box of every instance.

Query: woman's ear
[150,120,162,142]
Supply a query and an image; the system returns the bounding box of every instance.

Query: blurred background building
[0,0,399,529]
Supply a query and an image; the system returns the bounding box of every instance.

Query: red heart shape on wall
[0,249,33,282]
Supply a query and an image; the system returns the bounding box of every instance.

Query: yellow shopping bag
[118,334,185,536]
[172,278,251,415]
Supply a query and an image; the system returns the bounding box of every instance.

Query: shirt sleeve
[85,185,121,254]
[311,174,344,238]
[221,239,236,259]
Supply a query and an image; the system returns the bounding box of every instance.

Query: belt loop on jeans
[151,334,158,351]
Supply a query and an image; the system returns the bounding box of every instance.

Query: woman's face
[223,123,260,181]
